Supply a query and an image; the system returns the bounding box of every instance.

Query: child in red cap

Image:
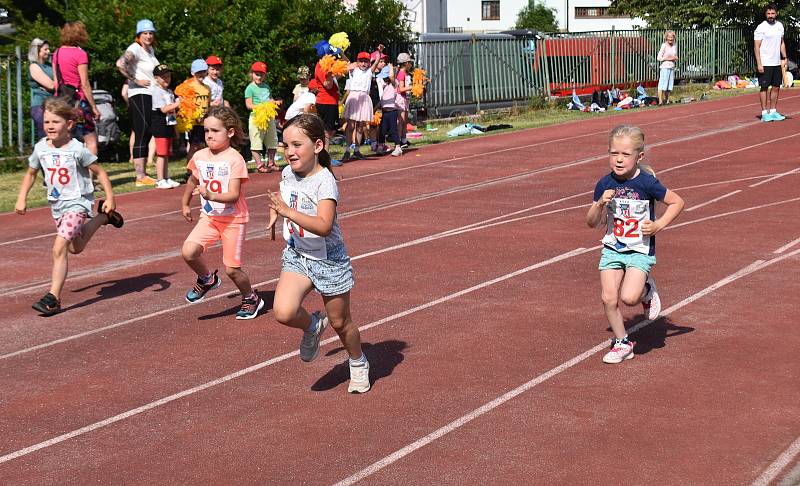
[341,46,382,161]
[204,55,228,107]
[244,61,281,173]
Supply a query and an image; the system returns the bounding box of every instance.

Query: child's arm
[267,192,336,237]
[15,168,38,215]
[88,164,116,213]
[181,175,199,222]
[245,96,255,111]
[641,190,684,235]
[160,98,180,114]
[586,189,615,228]
[195,177,241,204]
[266,207,279,240]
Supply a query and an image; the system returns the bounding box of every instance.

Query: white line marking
[774,237,800,254]
[660,133,800,175]
[0,247,594,464]
[685,190,742,212]
[334,249,800,486]
[749,166,800,188]
[752,435,800,486]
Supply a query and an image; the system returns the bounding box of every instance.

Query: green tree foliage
[609,0,799,30]
[515,0,559,32]
[9,0,412,117]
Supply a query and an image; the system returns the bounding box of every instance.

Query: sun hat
[190,59,208,74]
[205,55,223,66]
[377,65,391,79]
[251,61,267,73]
[153,64,171,77]
[370,51,388,62]
[136,19,156,35]
[297,66,310,80]
[397,52,412,64]
[357,51,370,61]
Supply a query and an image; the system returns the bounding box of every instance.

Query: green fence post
[711,25,717,80]
[471,34,481,112]
[610,27,616,87]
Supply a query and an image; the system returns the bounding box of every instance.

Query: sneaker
[299,311,328,362]
[185,270,221,303]
[156,179,173,189]
[331,159,343,167]
[370,141,378,152]
[235,293,265,320]
[348,358,371,393]
[771,111,786,121]
[341,152,352,162]
[642,275,661,320]
[602,339,634,364]
[135,176,157,187]
[32,292,61,316]
[761,112,774,122]
[166,178,181,188]
[95,199,124,228]
[352,151,366,160]
[391,146,403,157]
[400,140,410,149]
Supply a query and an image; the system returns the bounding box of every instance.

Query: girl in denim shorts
[585,125,684,364]
[266,113,370,394]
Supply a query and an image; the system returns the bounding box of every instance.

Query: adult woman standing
[116,19,159,186]
[52,21,101,154]
[27,38,54,141]
[656,31,678,105]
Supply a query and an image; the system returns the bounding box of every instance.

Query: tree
[609,0,800,30]
[515,0,558,32]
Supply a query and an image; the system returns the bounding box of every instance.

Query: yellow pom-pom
[371,110,382,127]
[338,103,344,117]
[175,79,202,133]
[253,101,279,131]
[329,32,350,51]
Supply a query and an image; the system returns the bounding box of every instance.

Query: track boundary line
[752,435,800,486]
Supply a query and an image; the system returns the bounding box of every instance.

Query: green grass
[2,83,751,213]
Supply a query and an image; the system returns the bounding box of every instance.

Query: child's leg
[182,241,210,277]
[226,266,253,296]
[49,237,70,300]
[322,292,362,360]
[156,155,167,181]
[266,121,279,167]
[600,269,627,339]
[147,136,157,167]
[68,213,108,254]
[619,268,648,307]
[272,271,315,329]
[386,110,401,146]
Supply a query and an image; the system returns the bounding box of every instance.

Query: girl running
[181,106,264,320]
[266,113,370,394]
[585,125,684,364]
[16,97,124,316]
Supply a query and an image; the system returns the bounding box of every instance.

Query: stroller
[92,89,121,161]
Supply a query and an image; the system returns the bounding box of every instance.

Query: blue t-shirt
[593,170,668,256]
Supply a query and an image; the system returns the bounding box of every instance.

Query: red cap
[205,55,223,66]
[357,51,370,61]
[250,61,267,73]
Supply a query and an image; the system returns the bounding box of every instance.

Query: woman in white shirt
[656,31,678,105]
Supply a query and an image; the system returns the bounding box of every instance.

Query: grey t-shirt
[29,138,97,219]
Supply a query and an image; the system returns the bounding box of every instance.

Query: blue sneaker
[771,111,786,121]
[185,270,221,303]
[331,159,343,167]
[762,112,774,122]
[235,293,265,320]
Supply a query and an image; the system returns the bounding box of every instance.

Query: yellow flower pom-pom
[371,110,382,127]
[412,68,428,98]
[329,32,350,52]
[175,80,201,133]
[253,101,279,131]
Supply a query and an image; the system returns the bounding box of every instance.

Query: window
[482,1,500,20]
[574,7,625,18]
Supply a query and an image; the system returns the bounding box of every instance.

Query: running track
[1,94,798,484]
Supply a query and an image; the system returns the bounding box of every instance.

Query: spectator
[293,66,311,102]
[754,4,787,121]
[27,38,54,141]
[656,31,678,105]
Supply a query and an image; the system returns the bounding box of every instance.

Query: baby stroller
[92,88,121,161]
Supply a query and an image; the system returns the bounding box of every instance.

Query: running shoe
[166,178,181,188]
[348,358,371,393]
[185,270,221,303]
[32,292,61,316]
[762,112,774,122]
[771,111,786,121]
[235,293,265,320]
[331,159,343,167]
[95,199,124,228]
[135,176,157,187]
[642,275,661,320]
[156,179,174,189]
[351,151,366,160]
[391,146,403,157]
[602,338,634,364]
[299,311,328,362]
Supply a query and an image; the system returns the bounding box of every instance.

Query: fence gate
[0,46,25,154]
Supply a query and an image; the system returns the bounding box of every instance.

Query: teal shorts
[598,246,656,274]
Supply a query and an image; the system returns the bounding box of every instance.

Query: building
[401,0,644,34]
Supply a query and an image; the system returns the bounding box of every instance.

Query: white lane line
[334,249,800,486]
[752,435,800,486]
[749,166,800,188]
[0,247,594,465]
[685,190,742,212]
[774,237,800,254]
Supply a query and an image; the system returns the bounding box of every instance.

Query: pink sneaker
[603,339,634,364]
[642,275,661,320]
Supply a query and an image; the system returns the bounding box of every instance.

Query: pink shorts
[185,216,247,268]
[55,212,88,241]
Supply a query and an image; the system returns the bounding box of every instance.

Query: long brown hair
[205,106,245,148]
[283,113,334,176]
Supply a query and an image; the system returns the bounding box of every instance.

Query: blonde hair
[43,97,77,121]
[664,30,676,42]
[609,124,645,153]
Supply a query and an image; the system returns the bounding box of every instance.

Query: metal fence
[415,28,755,116]
[0,47,25,154]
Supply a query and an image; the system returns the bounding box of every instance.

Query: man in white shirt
[754,4,787,121]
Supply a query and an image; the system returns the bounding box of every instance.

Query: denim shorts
[282,245,354,296]
[598,246,656,274]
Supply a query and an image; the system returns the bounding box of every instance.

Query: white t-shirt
[125,42,159,97]
[348,67,372,92]
[279,166,344,260]
[28,138,97,219]
[203,77,224,103]
[754,20,784,66]
[285,91,316,121]
[151,84,177,125]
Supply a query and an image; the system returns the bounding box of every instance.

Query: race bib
[602,197,652,254]
[196,160,235,217]
[41,152,80,202]
[280,180,327,260]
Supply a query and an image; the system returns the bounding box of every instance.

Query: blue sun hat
[314,40,331,57]
[190,59,209,74]
[136,19,156,35]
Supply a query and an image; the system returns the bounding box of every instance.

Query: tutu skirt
[343,91,374,121]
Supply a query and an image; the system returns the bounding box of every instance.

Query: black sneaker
[400,140,410,149]
[185,270,221,303]
[32,292,61,316]
[351,152,366,160]
[96,199,124,228]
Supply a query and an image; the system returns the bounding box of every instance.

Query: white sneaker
[299,312,327,362]
[348,358,371,393]
[166,178,181,188]
[602,339,634,364]
[390,146,403,157]
[156,179,173,189]
[642,275,661,320]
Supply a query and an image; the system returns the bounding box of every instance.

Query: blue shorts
[658,68,675,91]
[598,246,656,274]
[281,245,354,296]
